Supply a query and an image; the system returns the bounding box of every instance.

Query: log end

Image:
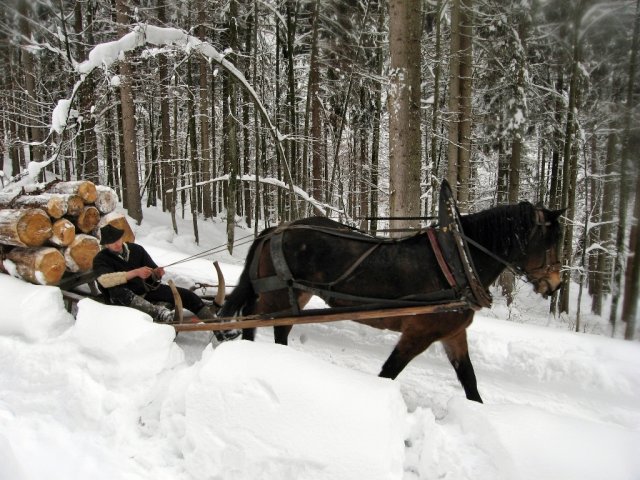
[78,182,98,204]
[77,206,100,233]
[50,218,76,247]
[17,209,53,247]
[65,234,100,272]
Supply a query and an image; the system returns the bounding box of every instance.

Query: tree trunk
[621,0,640,339]
[225,0,240,252]
[115,0,143,224]
[198,0,213,219]
[429,0,443,217]
[457,0,473,212]
[446,0,461,196]
[610,0,640,335]
[17,0,44,164]
[388,0,423,237]
[592,132,617,314]
[73,1,99,183]
[623,166,640,339]
[558,1,584,316]
[188,59,200,245]
[157,0,172,211]
[369,0,385,234]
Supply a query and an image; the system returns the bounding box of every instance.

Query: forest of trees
[0,0,638,339]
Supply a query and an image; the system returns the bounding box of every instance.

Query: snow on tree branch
[168,174,346,219]
[6,23,295,197]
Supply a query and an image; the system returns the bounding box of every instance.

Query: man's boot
[129,295,175,323]
[195,306,241,342]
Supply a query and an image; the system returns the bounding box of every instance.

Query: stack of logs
[0,180,134,286]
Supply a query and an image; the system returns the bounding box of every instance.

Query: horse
[219,192,563,403]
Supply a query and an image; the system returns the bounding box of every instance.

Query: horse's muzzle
[533,275,562,299]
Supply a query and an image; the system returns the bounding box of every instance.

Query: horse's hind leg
[441,329,483,403]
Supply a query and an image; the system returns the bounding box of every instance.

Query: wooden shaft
[172,300,470,332]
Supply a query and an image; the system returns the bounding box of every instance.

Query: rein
[159,233,256,268]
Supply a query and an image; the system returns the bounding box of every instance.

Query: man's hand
[128,266,154,280]
[153,267,165,278]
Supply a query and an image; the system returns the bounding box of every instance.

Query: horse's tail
[218,227,274,318]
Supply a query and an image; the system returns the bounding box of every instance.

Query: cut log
[74,205,100,233]
[5,246,66,285]
[60,194,85,217]
[49,218,76,247]
[95,185,119,214]
[64,234,100,273]
[0,192,69,219]
[97,211,135,243]
[47,180,98,204]
[0,208,52,247]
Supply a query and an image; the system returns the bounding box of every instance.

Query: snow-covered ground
[1,205,639,480]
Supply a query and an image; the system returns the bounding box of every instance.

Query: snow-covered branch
[168,174,346,218]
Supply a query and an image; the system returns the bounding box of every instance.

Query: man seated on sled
[92,224,239,341]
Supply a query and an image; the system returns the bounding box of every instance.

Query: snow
[1,205,639,480]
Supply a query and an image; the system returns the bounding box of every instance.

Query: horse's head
[518,207,563,298]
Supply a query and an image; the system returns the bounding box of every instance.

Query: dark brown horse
[220,193,563,403]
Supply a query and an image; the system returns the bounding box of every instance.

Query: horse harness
[248,187,495,315]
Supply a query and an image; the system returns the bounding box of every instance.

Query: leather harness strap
[426,228,457,289]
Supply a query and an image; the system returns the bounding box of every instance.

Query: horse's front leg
[273,325,292,345]
[441,328,483,403]
[379,317,440,379]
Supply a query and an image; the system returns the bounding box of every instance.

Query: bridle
[459,208,561,293]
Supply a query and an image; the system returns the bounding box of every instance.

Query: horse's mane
[459,202,542,260]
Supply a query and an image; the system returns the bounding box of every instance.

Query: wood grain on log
[5,246,66,285]
[64,234,100,272]
[0,208,52,247]
[49,218,76,247]
[95,186,119,214]
[75,206,100,233]
[60,194,85,216]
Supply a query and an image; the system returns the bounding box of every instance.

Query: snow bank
[73,298,183,384]
[0,274,73,340]
[414,398,640,480]
[182,341,406,480]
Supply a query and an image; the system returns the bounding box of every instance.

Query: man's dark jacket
[92,243,159,296]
